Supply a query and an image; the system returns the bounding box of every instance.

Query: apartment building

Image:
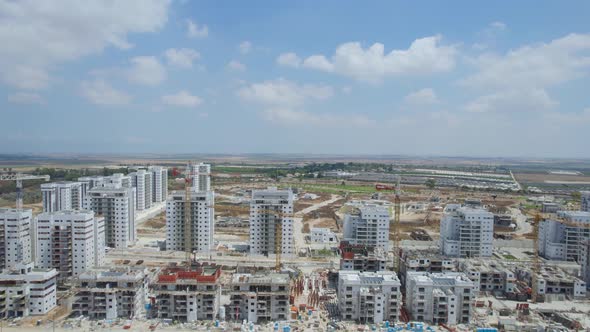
[460,260,516,295]
[339,241,387,272]
[405,272,475,325]
[87,186,136,248]
[148,166,168,203]
[228,272,290,323]
[35,210,105,281]
[0,263,57,317]
[581,191,590,212]
[514,265,586,298]
[0,208,32,270]
[439,204,494,257]
[150,265,222,321]
[538,211,590,261]
[129,170,152,211]
[400,249,457,285]
[73,268,147,320]
[41,181,84,212]
[337,271,401,324]
[342,204,390,252]
[580,238,590,288]
[310,227,338,244]
[189,163,211,192]
[166,189,215,253]
[249,187,294,257]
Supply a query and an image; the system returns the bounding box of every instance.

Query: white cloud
[126,56,166,85]
[404,88,439,106]
[80,79,132,106]
[7,92,45,105]
[489,21,507,31]
[262,108,374,127]
[299,35,457,82]
[542,108,590,125]
[164,48,200,68]
[303,55,335,72]
[276,52,302,67]
[226,60,247,71]
[187,19,208,38]
[237,79,371,128]
[161,90,202,107]
[239,41,252,54]
[462,33,590,89]
[464,89,558,113]
[0,0,170,90]
[237,79,333,107]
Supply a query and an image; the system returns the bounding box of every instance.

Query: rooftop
[232,272,290,285]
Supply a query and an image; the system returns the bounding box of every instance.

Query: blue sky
[1,0,589,158]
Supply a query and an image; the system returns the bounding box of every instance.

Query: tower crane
[0,168,50,210]
[171,163,194,269]
[393,175,401,273]
[375,176,402,272]
[212,203,292,271]
[531,213,542,303]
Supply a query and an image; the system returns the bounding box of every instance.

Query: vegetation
[32,167,129,180]
[425,178,436,189]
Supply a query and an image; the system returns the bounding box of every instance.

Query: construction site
[1,159,590,332]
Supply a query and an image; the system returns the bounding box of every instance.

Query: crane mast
[184,163,193,268]
[393,175,401,273]
[0,169,50,210]
[531,213,542,302]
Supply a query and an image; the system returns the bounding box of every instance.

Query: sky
[1,0,589,158]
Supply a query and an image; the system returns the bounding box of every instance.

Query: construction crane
[171,164,194,269]
[0,168,50,210]
[374,177,402,272]
[393,175,401,273]
[531,213,542,303]
[213,203,292,271]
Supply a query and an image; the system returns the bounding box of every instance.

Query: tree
[572,191,582,201]
[425,178,436,189]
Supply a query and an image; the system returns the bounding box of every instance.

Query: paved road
[509,207,532,235]
[293,195,342,252]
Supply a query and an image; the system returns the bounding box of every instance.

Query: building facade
[460,260,516,296]
[148,166,168,203]
[228,272,290,323]
[337,271,401,324]
[150,265,222,321]
[249,187,294,257]
[190,163,211,192]
[87,186,136,248]
[0,263,57,317]
[0,208,32,270]
[539,211,590,261]
[73,268,147,320]
[581,191,590,212]
[35,210,105,281]
[166,189,215,253]
[400,249,458,285]
[130,170,152,211]
[439,204,494,257]
[310,227,338,244]
[41,181,84,212]
[342,205,390,252]
[339,242,387,272]
[405,272,475,325]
